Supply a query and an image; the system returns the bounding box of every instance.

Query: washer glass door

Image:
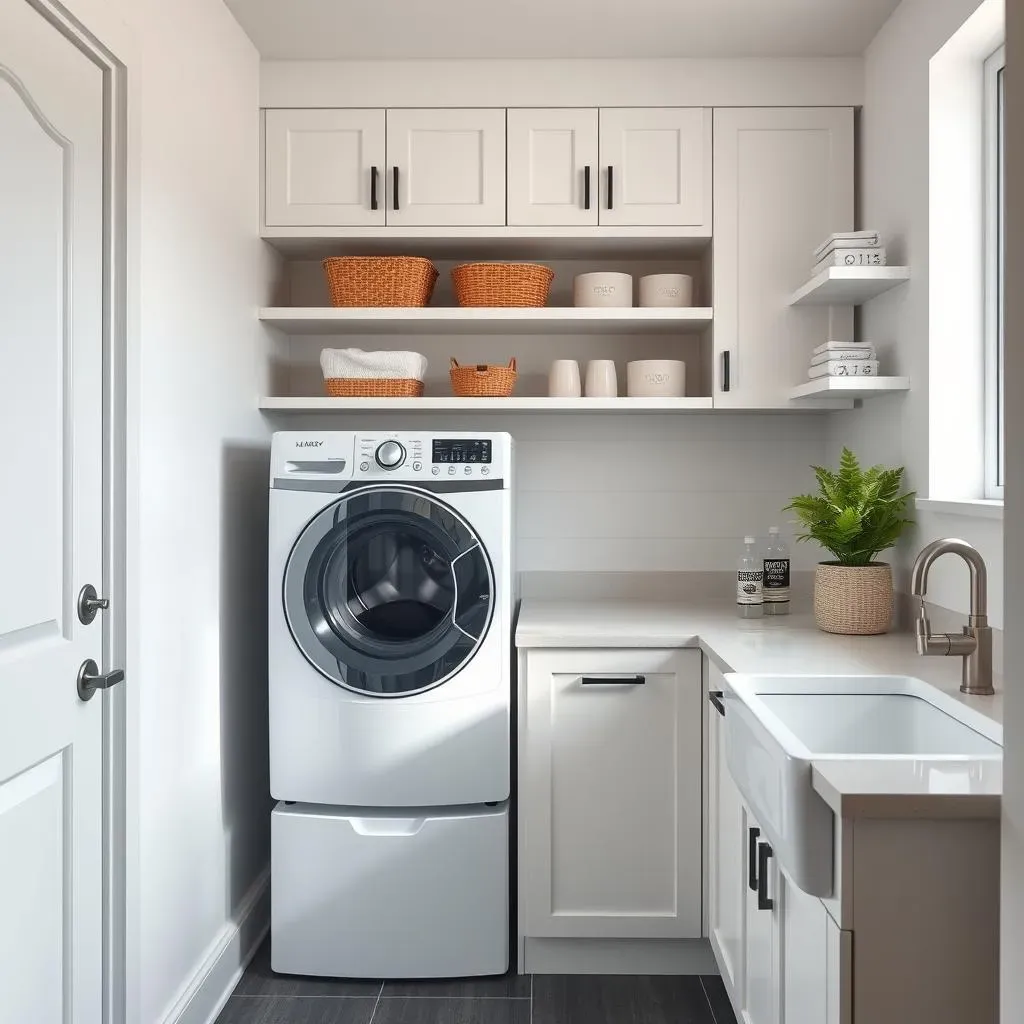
[284,485,494,696]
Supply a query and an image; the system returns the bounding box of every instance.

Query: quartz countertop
[515,599,1004,818]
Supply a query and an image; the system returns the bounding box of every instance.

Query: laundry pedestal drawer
[271,801,509,979]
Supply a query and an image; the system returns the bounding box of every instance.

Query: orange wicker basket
[451,263,553,307]
[324,378,425,398]
[449,358,518,397]
[322,256,438,307]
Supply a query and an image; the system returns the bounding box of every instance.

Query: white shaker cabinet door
[707,664,746,1013]
[777,867,833,1024]
[712,107,854,408]
[522,648,703,939]
[743,810,778,1024]
[387,108,506,226]
[598,107,712,228]
[265,109,385,227]
[507,108,598,226]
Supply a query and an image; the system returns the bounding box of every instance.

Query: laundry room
[2,1,1022,1024]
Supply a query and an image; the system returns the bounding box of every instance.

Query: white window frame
[983,43,1005,499]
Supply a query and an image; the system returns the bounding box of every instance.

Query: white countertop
[515,599,1004,818]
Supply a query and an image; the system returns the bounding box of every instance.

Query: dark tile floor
[217,940,738,1024]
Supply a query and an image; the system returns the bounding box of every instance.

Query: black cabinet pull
[370,166,379,211]
[607,165,614,209]
[583,166,591,210]
[392,167,400,211]
[748,827,760,892]
[757,843,774,911]
[580,675,646,686]
[722,351,731,393]
[709,690,726,717]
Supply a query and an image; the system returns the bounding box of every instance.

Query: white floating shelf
[789,376,910,401]
[259,306,713,336]
[259,396,715,414]
[788,267,911,306]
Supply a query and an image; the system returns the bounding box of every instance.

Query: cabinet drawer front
[523,648,702,939]
[265,109,385,227]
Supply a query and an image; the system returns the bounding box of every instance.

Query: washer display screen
[432,439,492,464]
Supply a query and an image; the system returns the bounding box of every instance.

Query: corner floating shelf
[788,267,911,306]
[259,306,713,336]
[259,396,714,414]
[789,376,910,401]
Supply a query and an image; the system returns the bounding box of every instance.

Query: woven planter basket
[451,263,554,307]
[322,256,438,307]
[324,378,424,398]
[814,562,893,635]
[449,358,518,397]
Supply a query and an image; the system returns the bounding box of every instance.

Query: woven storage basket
[324,378,425,398]
[449,358,518,397]
[322,256,438,307]
[814,562,893,635]
[451,263,554,307]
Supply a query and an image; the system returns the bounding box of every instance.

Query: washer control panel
[351,433,507,482]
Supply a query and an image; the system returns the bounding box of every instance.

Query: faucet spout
[910,537,988,623]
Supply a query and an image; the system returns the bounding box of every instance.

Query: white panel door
[507,108,598,226]
[743,812,778,1024]
[708,664,745,1011]
[713,108,855,408]
[0,3,109,1022]
[522,648,703,939]
[265,108,386,227]
[598,107,712,228]
[387,108,506,226]
[778,867,831,1024]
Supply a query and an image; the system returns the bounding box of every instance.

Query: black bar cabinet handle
[392,166,400,211]
[722,351,731,393]
[758,843,774,911]
[748,827,760,892]
[580,675,646,686]
[709,690,726,717]
[583,166,591,210]
[607,165,614,209]
[370,166,379,211]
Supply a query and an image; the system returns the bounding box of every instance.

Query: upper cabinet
[507,108,599,227]
[265,109,386,227]
[386,108,507,227]
[712,107,854,409]
[599,107,712,228]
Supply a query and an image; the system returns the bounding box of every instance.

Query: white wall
[1001,0,1023,1015]
[826,0,1005,625]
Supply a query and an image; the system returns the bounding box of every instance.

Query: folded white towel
[808,360,879,379]
[811,339,875,357]
[321,348,427,381]
[810,348,876,366]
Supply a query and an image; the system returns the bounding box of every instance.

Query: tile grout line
[699,977,719,1024]
[530,972,534,1024]
[367,981,384,1024]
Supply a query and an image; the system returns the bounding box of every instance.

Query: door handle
[77,659,125,702]
[580,675,646,686]
[370,166,379,211]
[392,166,400,211]
[77,583,109,625]
[748,826,760,891]
[583,165,591,210]
[607,165,614,210]
[722,351,731,393]
[709,690,726,716]
[757,842,774,911]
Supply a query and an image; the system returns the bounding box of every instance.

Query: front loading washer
[268,430,512,979]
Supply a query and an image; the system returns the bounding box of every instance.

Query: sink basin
[722,675,1002,897]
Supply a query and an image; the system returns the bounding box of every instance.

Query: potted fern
[786,448,915,635]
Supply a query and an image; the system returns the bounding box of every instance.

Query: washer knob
[375,440,406,469]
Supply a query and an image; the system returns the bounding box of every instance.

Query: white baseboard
[158,865,270,1024]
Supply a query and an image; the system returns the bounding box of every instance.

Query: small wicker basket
[322,256,438,307]
[814,562,893,635]
[451,263,554,307]
[449,358,518,397]
[324,378,425,398]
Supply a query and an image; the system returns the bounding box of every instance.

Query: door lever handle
[77,659,125,702]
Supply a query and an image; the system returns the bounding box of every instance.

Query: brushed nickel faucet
[910,538,994,696]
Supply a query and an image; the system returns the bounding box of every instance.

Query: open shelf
[259,306,714,336]
[789,376,910,401]
[788,266,911,306]
[259,396,715,414]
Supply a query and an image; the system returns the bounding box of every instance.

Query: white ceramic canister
[549,359,582,398]
[573,272,633,308]
[638,273,693,308]
[626,359,686,397]
[584,359,618,398]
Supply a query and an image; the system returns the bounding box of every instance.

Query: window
[984,44,1005,499]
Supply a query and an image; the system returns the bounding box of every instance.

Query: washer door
[284,485,494,696]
